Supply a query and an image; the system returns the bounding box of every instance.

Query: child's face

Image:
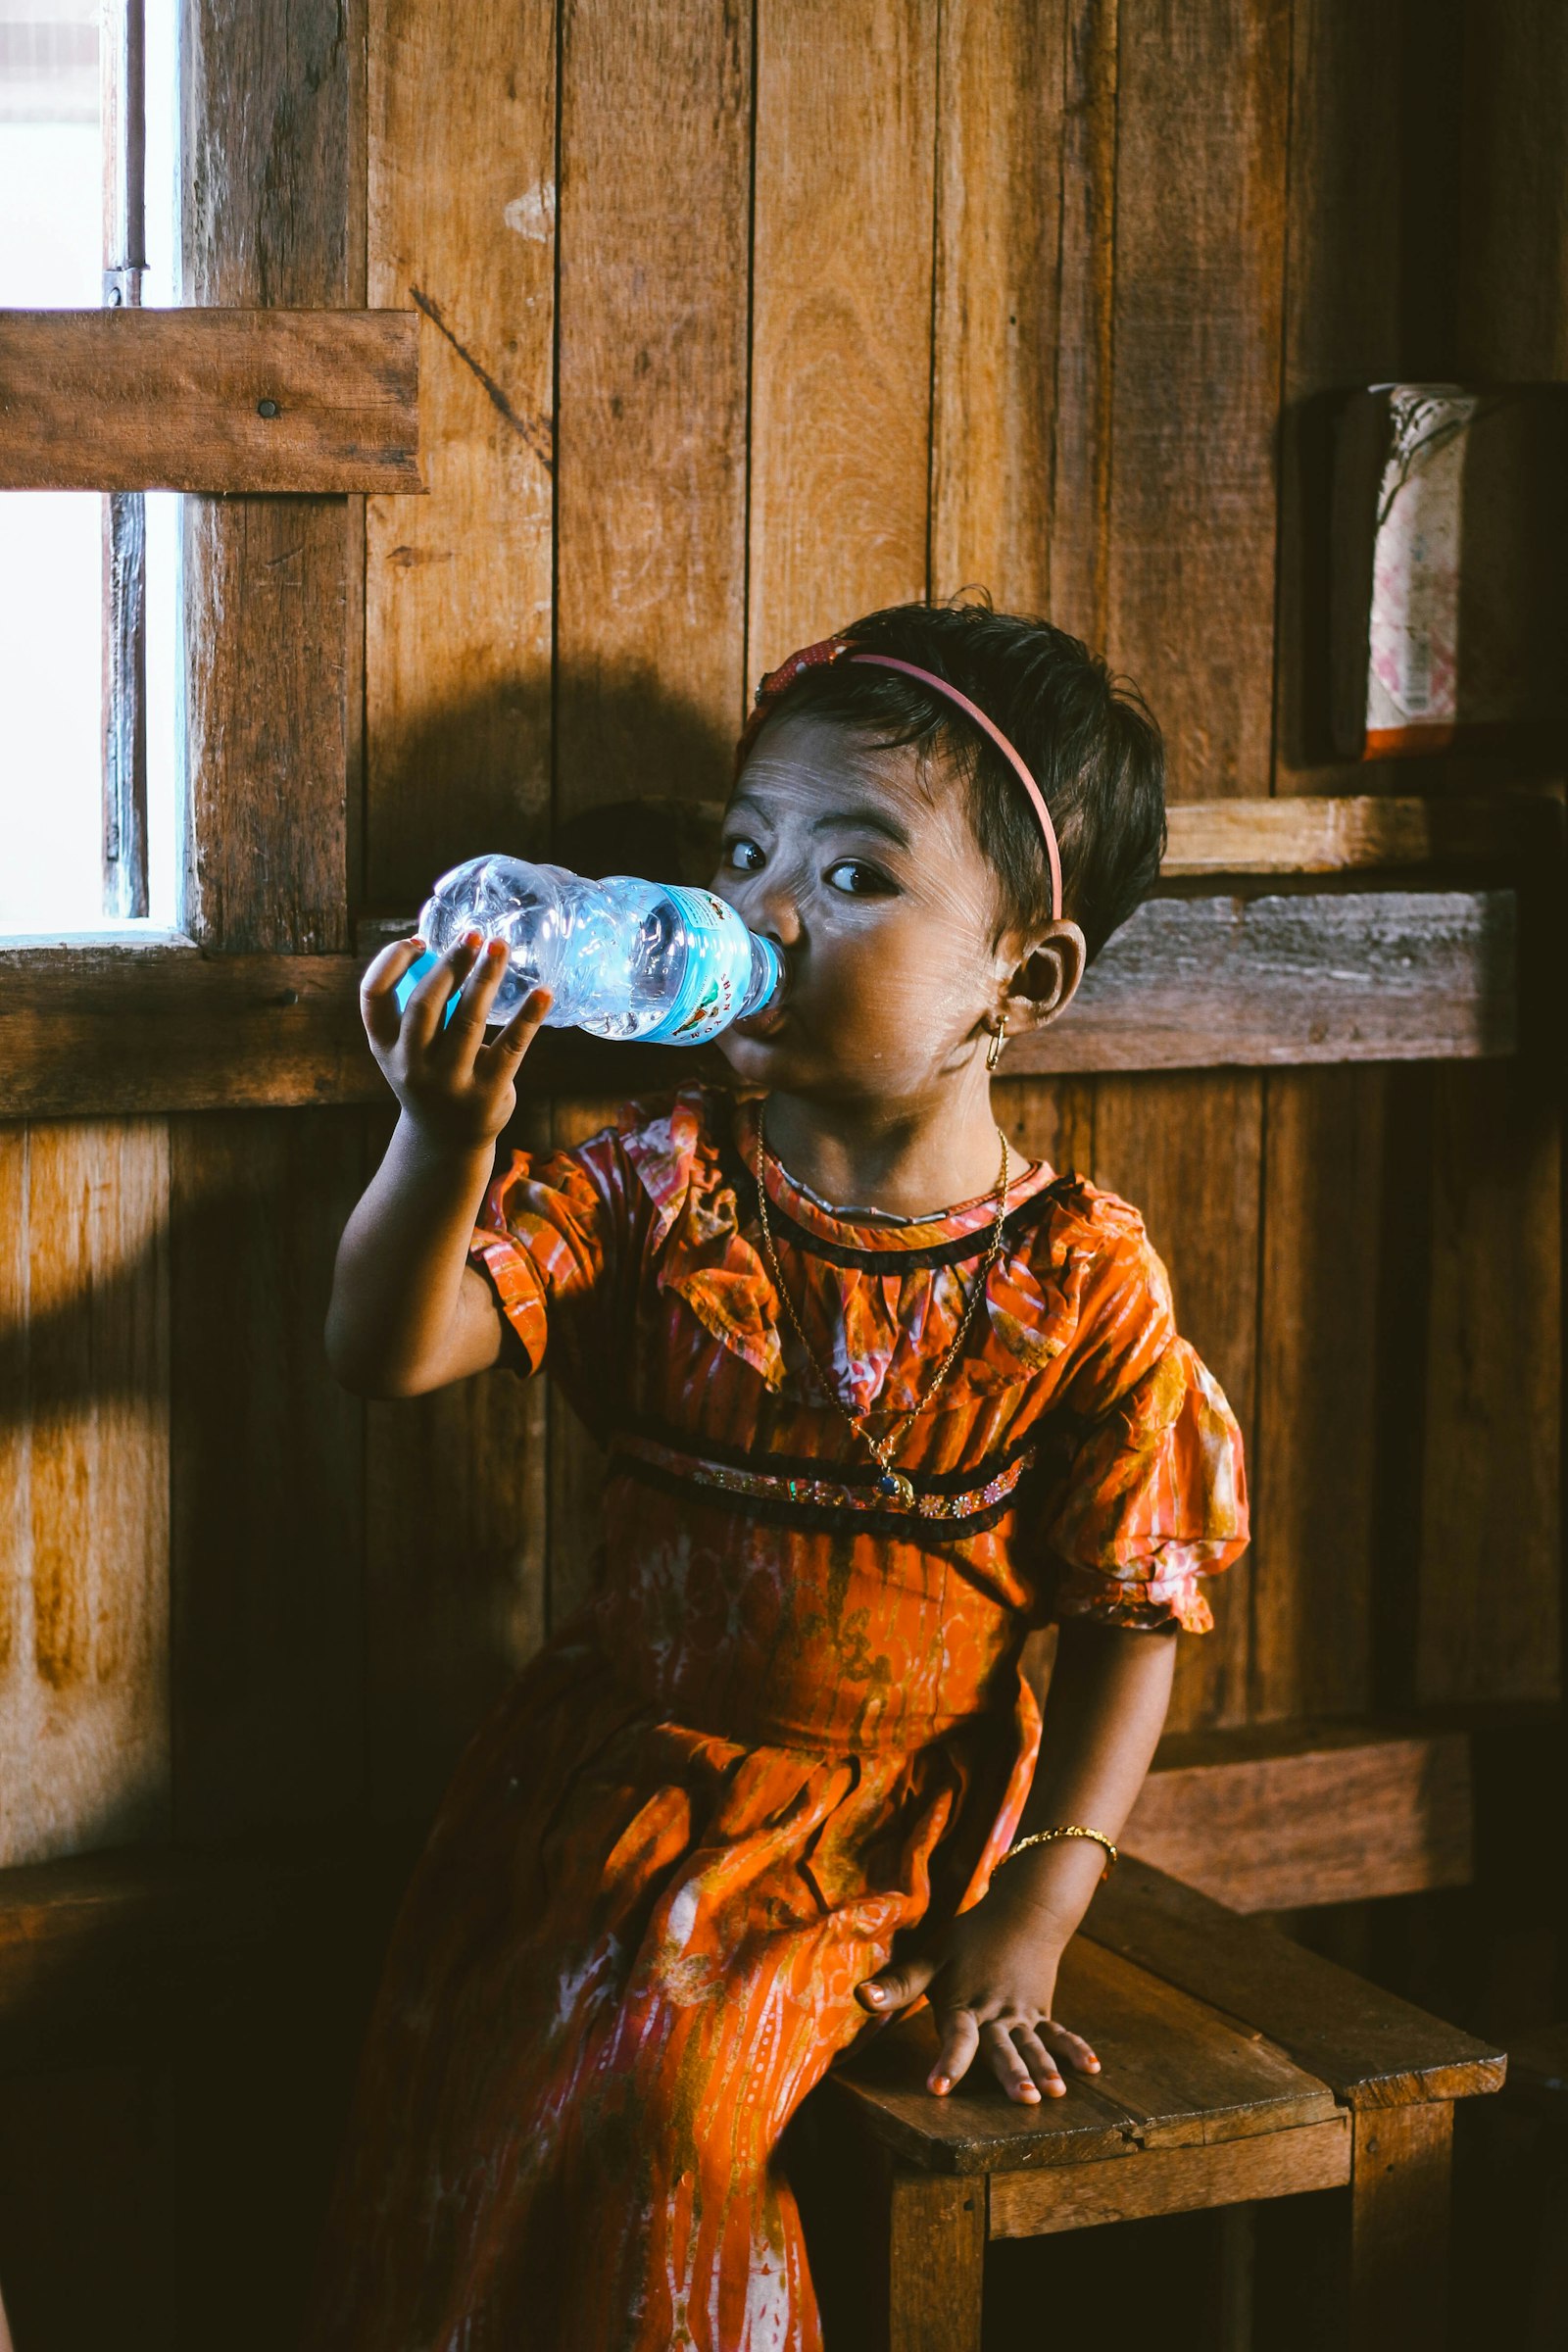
[710,710,1072,1102]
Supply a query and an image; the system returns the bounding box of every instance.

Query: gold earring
[986,1019,1006,1073]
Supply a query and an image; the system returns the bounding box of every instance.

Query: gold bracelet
[995,1825,1119,1883]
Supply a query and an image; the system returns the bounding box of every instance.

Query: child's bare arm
[856,1617,1178,2103]
[325,931,551,1397]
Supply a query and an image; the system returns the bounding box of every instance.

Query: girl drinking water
[307,601,1250,2351]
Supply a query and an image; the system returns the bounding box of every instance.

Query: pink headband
[733,635,1063,923]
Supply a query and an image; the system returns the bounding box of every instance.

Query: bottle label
[640,887,760,1046]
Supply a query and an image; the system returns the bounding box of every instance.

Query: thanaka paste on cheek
[710,714,1016,1101]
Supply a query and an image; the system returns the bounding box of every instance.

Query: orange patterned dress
[303,1085,1248,2352]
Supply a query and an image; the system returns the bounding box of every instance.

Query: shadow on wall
[367,665,743,908]
[1,669,745,1431]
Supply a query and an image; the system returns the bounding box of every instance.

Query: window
[0,0,180,935]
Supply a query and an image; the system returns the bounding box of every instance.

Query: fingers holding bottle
[360,930,548,1148]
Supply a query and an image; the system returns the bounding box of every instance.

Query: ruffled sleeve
[467,1122,643,1410]
[1026,1222,1250,1635]
[466,1088,718,1421]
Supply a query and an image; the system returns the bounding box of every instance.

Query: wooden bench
[798,1854,1505,2351]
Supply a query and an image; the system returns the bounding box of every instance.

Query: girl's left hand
[854,1878,1102,2103]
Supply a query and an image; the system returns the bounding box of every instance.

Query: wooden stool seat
[808,1856,1506,2351]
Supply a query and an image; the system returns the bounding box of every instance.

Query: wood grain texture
[1043,0,1119,645]
[1125,1718,1474,1911]
[828,1938,1337,2177]
[1416,1060,1560,1705]
[361,0,559,1816]
[883,2166,984,2352]
[988,2116,1349,2237]
[1348,2102,1453,2352]
[0,1122,170,1868]
[169,1110,365,1838]
[183,491,352,952]
[1092,1072,1261,1733]
[365,0,556,907]
[555,0,751,811]
[0,309,420,493]
[1024,890,1517,1073]
[1249,1068,1386,1719]
[1162,790,1562,874]
[0,943,388,1118]
[180,0,355,955]
[1083,1855,1507,2109]
[1273,0,1405,793]
[929,0,1061,613]
[1,886,1518,1119]
[747,0,937,666]
[1104,0,1289,802]
[1089,0,1288,1749]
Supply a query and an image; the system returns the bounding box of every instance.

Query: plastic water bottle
[391,854,782,1045]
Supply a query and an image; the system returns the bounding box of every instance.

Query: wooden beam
[1023,888,1516,1072]
[1160,788,1563,874]
[1126,1717,1474,1911]
[0,883,1518,1119]
[0,308,421,492]
[987,2118,1350,2235]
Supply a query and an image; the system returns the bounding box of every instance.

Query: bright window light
[0,0,182,937]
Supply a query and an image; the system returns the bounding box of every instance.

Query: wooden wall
[3,0,1562,1857]
[0,0,1563,2337]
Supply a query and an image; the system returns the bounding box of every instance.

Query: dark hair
[745,597,1166,962]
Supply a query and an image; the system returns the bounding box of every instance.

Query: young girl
[307,602,1249,2351]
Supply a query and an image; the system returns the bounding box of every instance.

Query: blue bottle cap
[393,948,461,1028]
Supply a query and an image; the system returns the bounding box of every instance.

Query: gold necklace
[753,1112,1011,1507]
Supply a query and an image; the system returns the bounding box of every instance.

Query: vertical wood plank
[884,2166,985,2352]
[182,496,352,953]
[170,1111,365,1837]
[171,0,368,1843]
[556,0,752,808]
[365,0,558,907]
[546,6,756,1638]
[1255,2,1411,1728]
[929,0,1064,616]
[747,0,937,666]
[1273,0,1406,795]
[0,1122,171,1866]
[1103,0,1289,802]
[180,0,356,953]
[1092,1074,1258,1731]
[1250,1069,1386,1719]
[1348,2102,1453,2352]
[361,0,559,1817]
[1416,1062,1560,1706]
[1088,1,1289,1731]
[1044,0,1120,647]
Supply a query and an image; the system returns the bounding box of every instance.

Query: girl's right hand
[359,932,553,1152]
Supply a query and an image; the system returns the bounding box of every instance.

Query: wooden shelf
[0,878,1518,1118]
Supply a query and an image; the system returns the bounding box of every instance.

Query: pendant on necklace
[877,1470,916,1506]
